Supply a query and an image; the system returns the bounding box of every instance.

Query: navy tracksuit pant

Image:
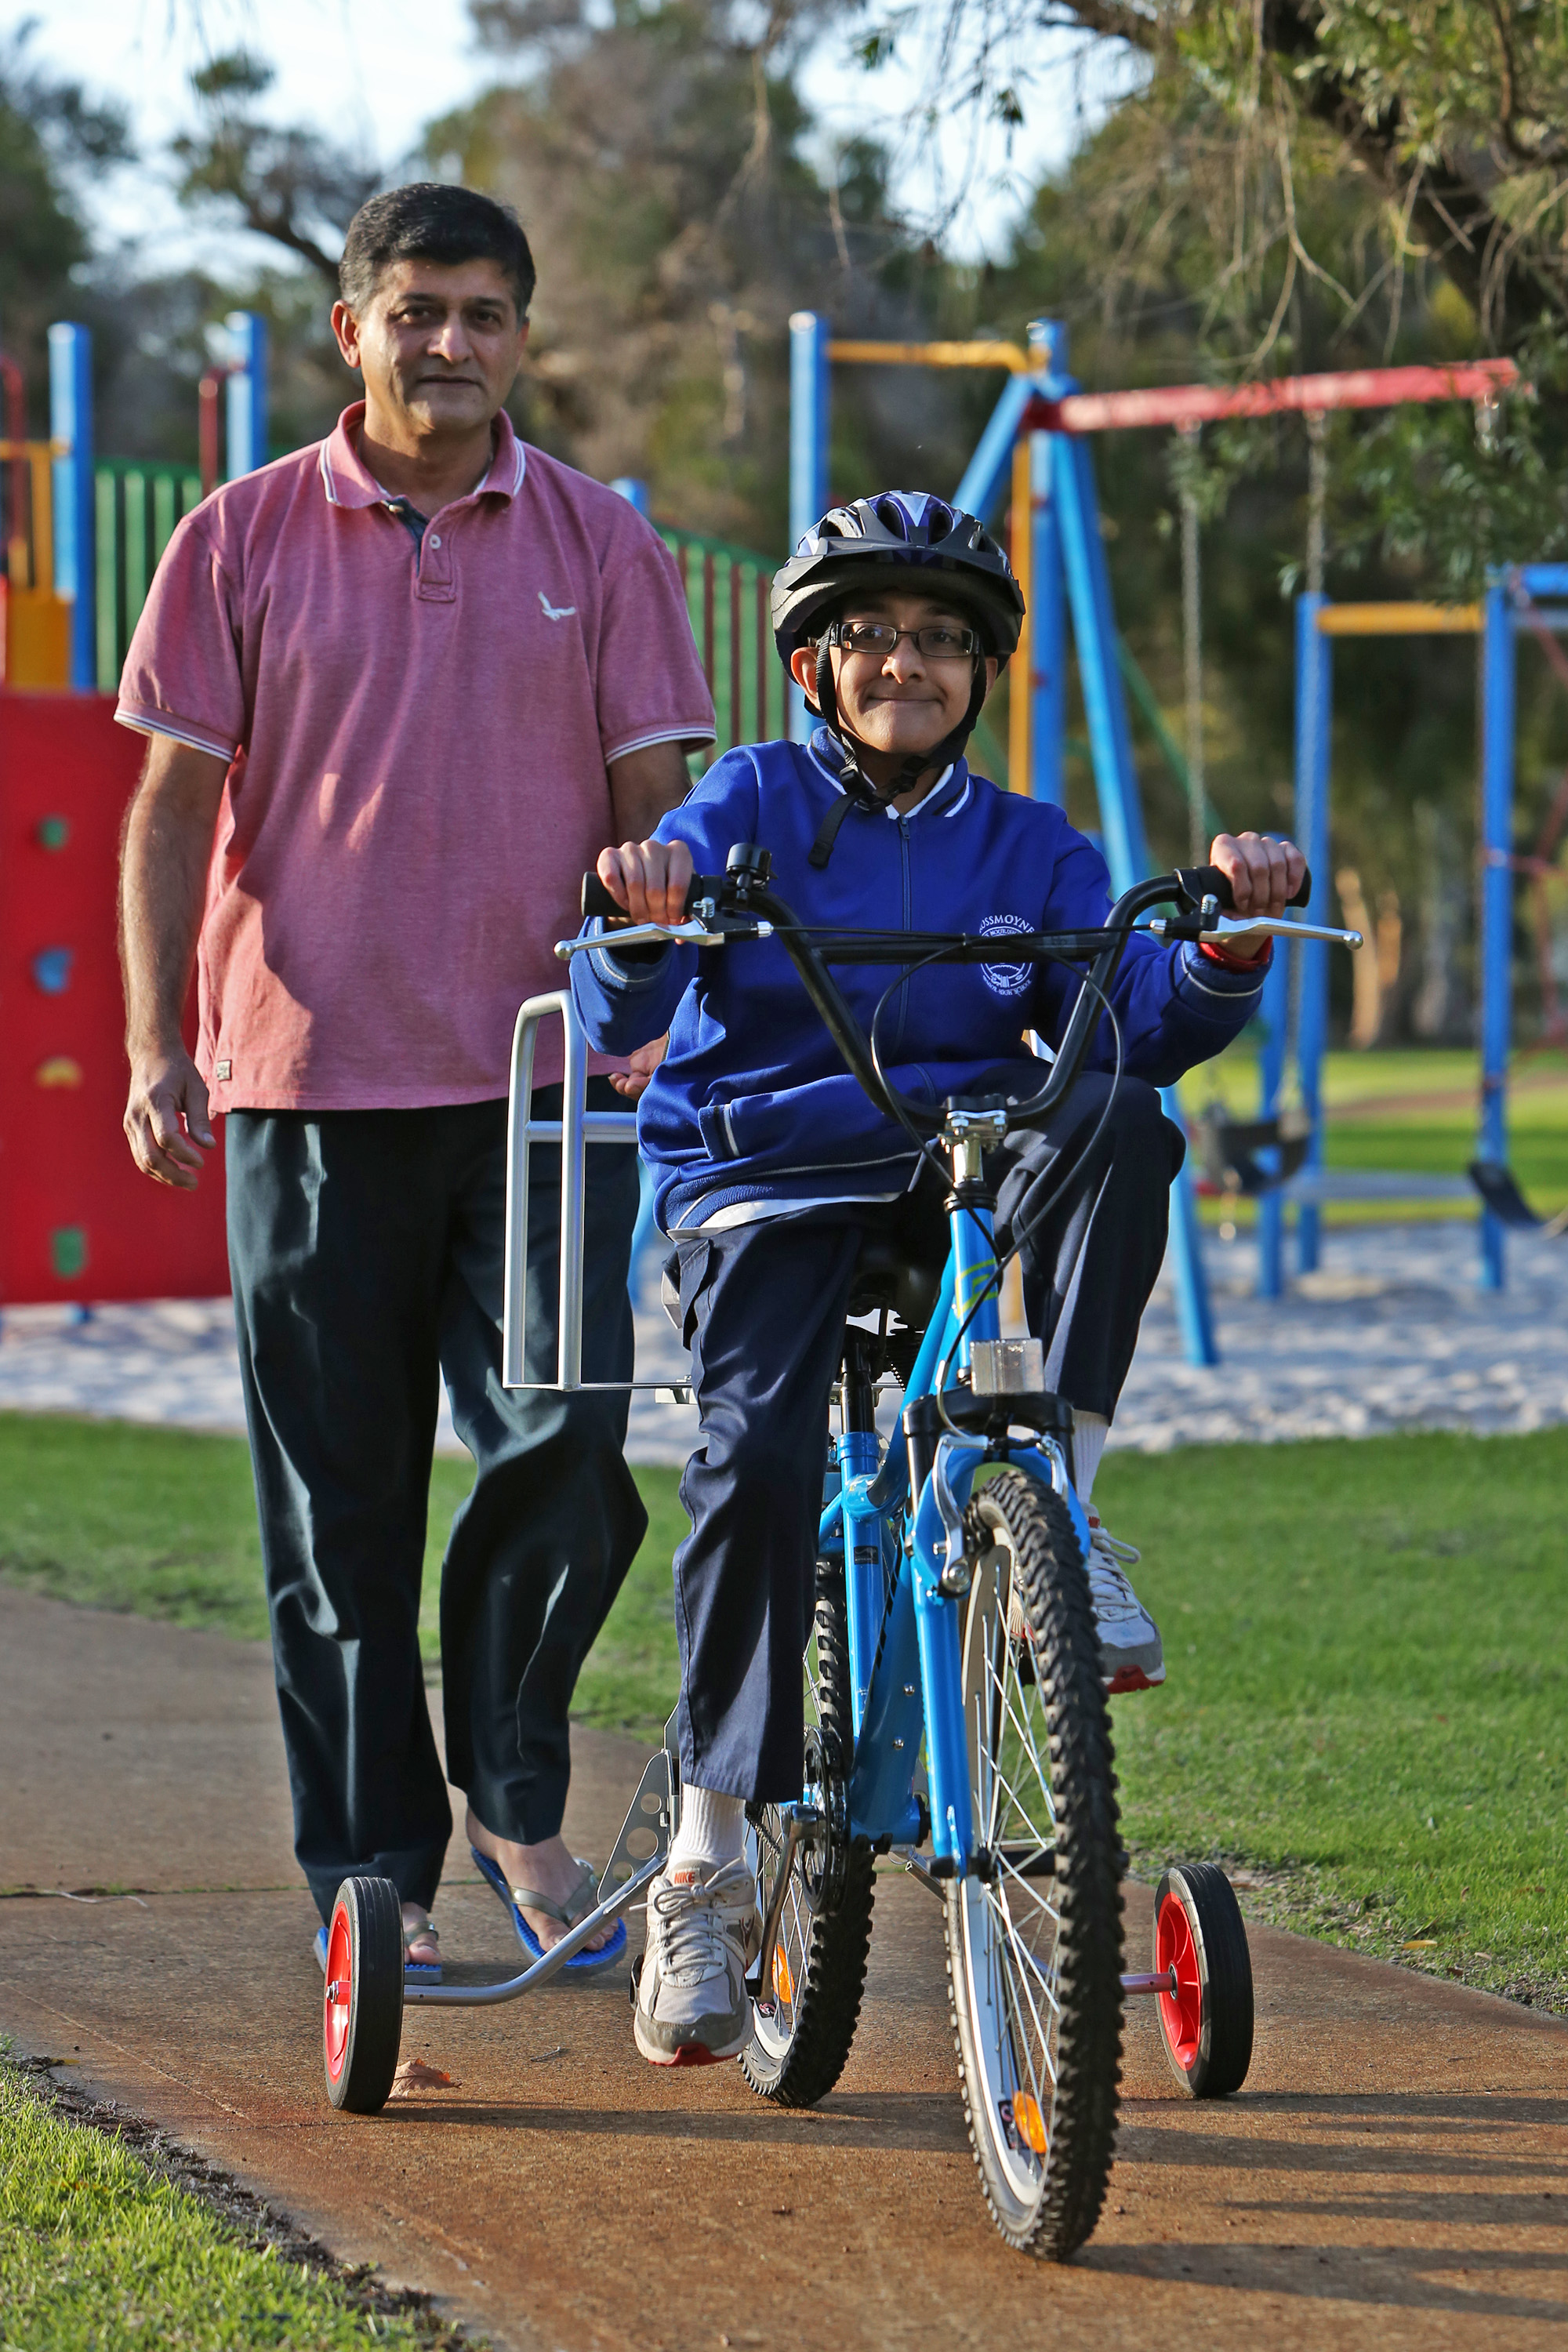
[668,1073,1183,1805]
[227,1084,644,1923]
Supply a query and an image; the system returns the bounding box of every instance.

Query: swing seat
[1198,1105,1310,1199]
[1468,1160,1547,1230]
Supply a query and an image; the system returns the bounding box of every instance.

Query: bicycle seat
[847,1235,942,1329]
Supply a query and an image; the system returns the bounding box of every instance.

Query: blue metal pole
[953,371,1039,524]
[224,311,269,478]
[788,311,829,742]
[1293,593,1332,1275]
[1053,401,1217,1367]
[1256,927,1291,1299]
[1026,320,1064,808]
[1478,578,1515,1290]
[47,322,95,691]
[610,477,650,514]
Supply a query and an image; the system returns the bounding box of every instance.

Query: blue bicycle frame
[816,1149,1091,1880]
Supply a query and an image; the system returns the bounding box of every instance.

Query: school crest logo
[978,911,1033,999]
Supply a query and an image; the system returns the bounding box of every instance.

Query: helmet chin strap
[806,639,987,869]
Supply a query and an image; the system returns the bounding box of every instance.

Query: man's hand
[596,837,695,927]
[608,1036,669,1102]
[124,1048,216,1189]
[1207,830,1308,962]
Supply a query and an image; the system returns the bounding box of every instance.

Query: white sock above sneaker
[1073,1410,1109,1506]
[668,1780,746,1874]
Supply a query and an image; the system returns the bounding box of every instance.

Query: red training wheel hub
[324,1899,353,2085]
[1155,1888,1203,2074]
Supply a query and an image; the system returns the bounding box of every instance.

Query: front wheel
[323,1875,404,2113]
[946,1468,1123,2259]
[1154,1864,1254,2098]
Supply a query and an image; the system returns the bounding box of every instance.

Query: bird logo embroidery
[539,590,577,620]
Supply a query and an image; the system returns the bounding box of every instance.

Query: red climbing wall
[0,691,230,1304]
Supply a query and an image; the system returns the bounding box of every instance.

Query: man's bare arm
[119,735,229,1189]
[607,739,692,844]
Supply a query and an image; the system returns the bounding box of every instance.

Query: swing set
[788,315,1537,1336]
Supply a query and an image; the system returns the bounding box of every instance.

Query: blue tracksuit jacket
[571,733,1269,1233]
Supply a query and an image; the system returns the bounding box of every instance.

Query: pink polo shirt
[116,405,715,1107]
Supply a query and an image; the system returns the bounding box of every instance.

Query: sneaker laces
[1084,1512,1146,1626]
[650,1868,746,1988]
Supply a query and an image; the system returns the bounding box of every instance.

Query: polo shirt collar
[318,402,527,510]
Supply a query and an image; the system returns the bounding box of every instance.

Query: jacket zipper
[891,811,914,1058]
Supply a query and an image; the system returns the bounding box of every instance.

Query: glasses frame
[825,619,983,662]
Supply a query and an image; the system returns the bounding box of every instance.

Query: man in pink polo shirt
[117,183,713,1980]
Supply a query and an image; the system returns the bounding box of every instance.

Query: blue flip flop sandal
[313,1915,443,1983]
[470,1846,627,1973]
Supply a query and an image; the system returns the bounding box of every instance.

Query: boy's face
[791,590,998,760]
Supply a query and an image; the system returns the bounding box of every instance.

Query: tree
[0,25,131,404]
[173,52,379,285]
[862,2,1568,354]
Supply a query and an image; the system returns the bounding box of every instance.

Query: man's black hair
[339,183,536,319]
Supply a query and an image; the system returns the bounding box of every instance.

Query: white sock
[668,1780,746,1873]
[1073,1411,1109,1508]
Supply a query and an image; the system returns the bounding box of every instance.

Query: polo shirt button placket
[417,524,456,604]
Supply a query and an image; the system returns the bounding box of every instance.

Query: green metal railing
[95,459,203,691]
[657,524,783,760]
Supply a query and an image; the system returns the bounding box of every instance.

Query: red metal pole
[0,354,29,586]
[757,571,769,739]
[702,550,715,688]
[728,558,742,750]
[198,372,227,497]
[1031,356,1519,437]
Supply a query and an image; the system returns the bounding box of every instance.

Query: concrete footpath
[3,1585,1567,2350]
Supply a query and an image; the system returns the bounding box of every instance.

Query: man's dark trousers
[670,1073,1183,1806]
[227,1082,645,1924]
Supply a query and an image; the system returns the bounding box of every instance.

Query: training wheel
[323,1875,404,2114]
[1153,1864,1254,2099]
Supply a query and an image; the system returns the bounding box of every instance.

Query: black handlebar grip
[1176,862,1312,914]
[581,871,626,922]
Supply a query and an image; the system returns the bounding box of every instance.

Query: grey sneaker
[1085,1511,1165,1692]
[633,1857,761,2067]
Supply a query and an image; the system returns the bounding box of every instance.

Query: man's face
[332,258,528,439]
[815,591,996,759]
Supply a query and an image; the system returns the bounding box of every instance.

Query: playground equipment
[1261,570,1568,1295]
[789,318,1519,1345]
[323,852,1360,2245]
[0,314,269,1307]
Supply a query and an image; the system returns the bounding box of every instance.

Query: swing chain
[1178,420,1206,864]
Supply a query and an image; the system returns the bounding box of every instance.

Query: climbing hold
[31,948,74,995]
[50,1226,87,1279]
[34,815,70,851]
[35,1057,84,1089]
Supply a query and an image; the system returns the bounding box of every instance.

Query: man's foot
[633,1857,761,2067]
[401,1904,441,1969]
[1085,1511,1165,1693]
[465,1809,619,1954]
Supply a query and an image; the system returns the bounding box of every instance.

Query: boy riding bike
[572,492,1305,2069]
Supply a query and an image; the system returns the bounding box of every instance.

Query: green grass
[4,1412,1566,2010]
[1103,1427,1568,2012]
[0,2053,459,2350]
[0,1412,684,1740]
[1183,1044,1568,1216]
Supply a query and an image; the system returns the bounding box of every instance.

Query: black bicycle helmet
[769,492,1026,865]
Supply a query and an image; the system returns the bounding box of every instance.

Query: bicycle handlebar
[578,853,1312,1139]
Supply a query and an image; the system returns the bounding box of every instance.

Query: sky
[22,0,1137,278]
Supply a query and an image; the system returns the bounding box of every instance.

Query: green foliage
[0,27,130,408]
[0,2057,455,2350]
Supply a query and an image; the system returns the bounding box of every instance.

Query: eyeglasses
[826,620,982,660]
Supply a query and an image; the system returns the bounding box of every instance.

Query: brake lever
[554,914,771,960]
[1142,913,1363,949]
